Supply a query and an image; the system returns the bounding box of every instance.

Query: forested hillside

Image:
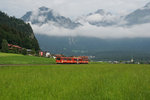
[0,11,40,51]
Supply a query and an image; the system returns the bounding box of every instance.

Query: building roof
[8,44,22,49]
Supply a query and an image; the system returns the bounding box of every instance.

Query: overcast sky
[0,0,149,18]
[1,0,150,39]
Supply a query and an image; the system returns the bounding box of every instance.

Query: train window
[64,58,67,61]
[83,59,88,61]
[74,59,77,61]
[68,58,72,61]
[79,59,82,61]
[57,58,61,60]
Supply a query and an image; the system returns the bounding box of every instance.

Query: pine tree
[1,39,8,53]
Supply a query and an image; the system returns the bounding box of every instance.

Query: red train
[56,56,88,64]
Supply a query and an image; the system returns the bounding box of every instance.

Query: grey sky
[0,0,149,18]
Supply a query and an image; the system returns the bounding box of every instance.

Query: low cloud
[31,21,150,39]
[86,14,104,22]
[86,14,117,23]
[0,0,149,18]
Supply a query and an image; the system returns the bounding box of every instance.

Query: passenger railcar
[56,56,88,64]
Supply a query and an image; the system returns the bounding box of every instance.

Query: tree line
[0,11,40,54]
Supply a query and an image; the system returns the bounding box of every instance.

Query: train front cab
[78,57,88,64]
[56,57,61,64]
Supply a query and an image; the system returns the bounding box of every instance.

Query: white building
[46,52,51,57]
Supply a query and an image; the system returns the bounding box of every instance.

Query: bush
[1,39,8,53]
[22,48,27,55]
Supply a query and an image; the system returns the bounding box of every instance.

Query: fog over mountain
[76,9,118,27]
[125,2,150,25]
[21,2,150,60]
[22,7,80,29]
[22,2,150,39]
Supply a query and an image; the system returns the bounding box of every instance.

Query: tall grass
[0,64,150,100]
[0,52,55,64]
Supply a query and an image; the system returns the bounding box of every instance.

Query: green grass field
[0,64,150,100]
[0,52,150,100]
[0,52,55,64]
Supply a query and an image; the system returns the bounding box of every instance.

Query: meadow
[0,64,150,100]
[0,52,150,100]
[0,52,55,64]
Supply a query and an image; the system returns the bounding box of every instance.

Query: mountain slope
[35,34,150,61]
[21,3,150,61]
[77,9,118,27]
[125,2,150,25]
[21,6,81,29]
[0,11,40,50]
[77,2,150,27]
